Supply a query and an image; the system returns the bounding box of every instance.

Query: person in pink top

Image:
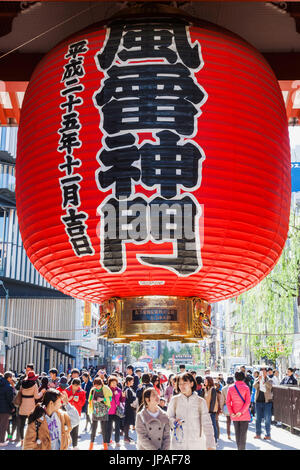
[226,371,251,450]
[107,376,125,447]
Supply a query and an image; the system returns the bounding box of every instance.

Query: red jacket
[226,381,251,421]
[65,386,86,416]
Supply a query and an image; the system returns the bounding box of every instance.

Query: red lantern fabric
[16,18,291,304]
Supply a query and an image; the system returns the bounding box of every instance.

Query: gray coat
[135,407,171,450]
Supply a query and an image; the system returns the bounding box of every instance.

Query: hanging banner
[83,301,92,327]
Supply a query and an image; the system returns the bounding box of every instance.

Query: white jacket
[167,392,216,450]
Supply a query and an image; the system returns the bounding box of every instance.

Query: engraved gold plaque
[98,296,211,343]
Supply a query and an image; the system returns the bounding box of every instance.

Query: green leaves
[236,210,299,363]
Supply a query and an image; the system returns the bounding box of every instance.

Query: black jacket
[0,377,14,414]
[280,375,298,385]
[136,383,153,405]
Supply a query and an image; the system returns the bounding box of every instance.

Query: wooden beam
[0,52,43,81]
[263,53,300,81]
[1,51,300,82]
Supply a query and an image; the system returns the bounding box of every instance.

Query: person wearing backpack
[226,371,251,450]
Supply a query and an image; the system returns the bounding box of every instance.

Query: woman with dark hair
[17,371,45,447]
[38,377,49,394]
[123,376,137,443]
[135,388,170,450]
[203,376,218,445]
[88,377,112,450]
[195,376,204,397]
[167,373,216,450]
[151,375,162,396]
[107,376,125,448]
[81,372,93,432]
[23,389,72,450]
[220,376,234,440]
[226,371,251,450]
[164,374,175,404]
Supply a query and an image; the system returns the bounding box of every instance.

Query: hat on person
[58,376,68,389]
[26,371,39,381]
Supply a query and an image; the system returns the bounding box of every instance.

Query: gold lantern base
[99,296,211,343]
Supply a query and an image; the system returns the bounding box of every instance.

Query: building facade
[0,126,102,373]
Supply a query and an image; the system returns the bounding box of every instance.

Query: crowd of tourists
[0,362,298,451]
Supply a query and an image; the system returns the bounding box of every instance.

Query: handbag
[93,401,109,418]
[92,390,109,418]
[13,390,22,407]
[116,403,125,419]
[234,385,253,422]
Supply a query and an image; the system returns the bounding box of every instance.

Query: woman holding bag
[226,371,251,450]
[88,377,112,450]
[107,376,125,447]
[167,373,216,450]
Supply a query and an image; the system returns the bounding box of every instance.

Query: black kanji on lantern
[62,57,86,82]
[60,174,82,208]
[97,22,201,69]
[99,195,148,272]
[65,40,89,59]
[59,154,82,176]
[61,208,94,256]
[99,194,201,275]
[140,130,204,198]
[96,144,141,198]
[139,195,201,276]
[58,39,94,257]
[94,21,206,275]
[95,63,204,136]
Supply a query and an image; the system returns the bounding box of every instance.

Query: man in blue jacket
[0,371,15,446]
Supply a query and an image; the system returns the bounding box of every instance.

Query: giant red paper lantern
[16,11,291,311]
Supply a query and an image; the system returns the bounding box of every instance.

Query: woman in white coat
[167,373,216,450]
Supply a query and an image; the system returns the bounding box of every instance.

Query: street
[2,414,300,451]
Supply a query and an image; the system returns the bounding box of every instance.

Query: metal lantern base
[99,296,211,343]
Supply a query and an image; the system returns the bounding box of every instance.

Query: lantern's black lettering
[58,111,80,135]
[96,22,201,69]
[96,24,123,70]
[139,195,200,276]
[119,23,177,64]
[100,196,148,272]
[99,195,200,275]
[60,94,83,113]
[59,154,81,176]
[104,134,136,149]
[65,40,89,60]
[58,131,81,154]
[62,57,85,82]
[95,63,203,136]
[60,174,82,208]
[140,130,203,198]
[97,145,140,198]
[61,208,94,256]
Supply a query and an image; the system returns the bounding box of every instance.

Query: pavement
[1,414,300,451]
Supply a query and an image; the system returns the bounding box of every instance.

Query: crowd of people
[0,362,298,451]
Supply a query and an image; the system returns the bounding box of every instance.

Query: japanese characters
[58,40,94,257]
[93,21,207,275]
